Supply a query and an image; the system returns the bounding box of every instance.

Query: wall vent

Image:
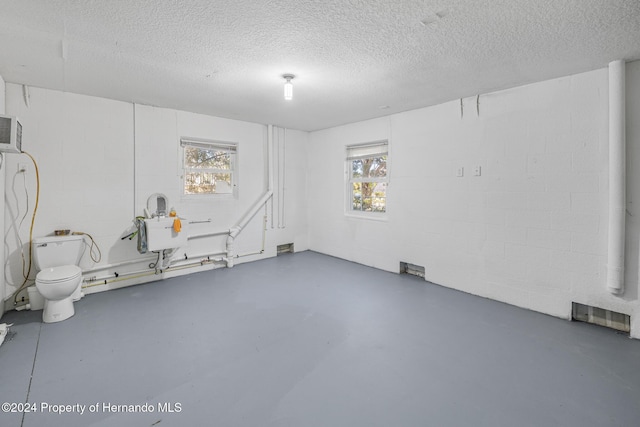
[400,262,425,278]
[572,302,630,333]
[277,243,294,255]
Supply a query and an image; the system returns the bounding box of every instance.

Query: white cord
[19,171,30,231]
[18,171,31,279]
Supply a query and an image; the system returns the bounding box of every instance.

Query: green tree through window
[181,138,237,195]
[347,141,388,213]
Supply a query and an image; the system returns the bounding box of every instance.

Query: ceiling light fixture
[283,74,295,100]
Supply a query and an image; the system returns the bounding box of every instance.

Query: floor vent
[572,302,630,333]
[400,262,425,278]
[277,243,294,255]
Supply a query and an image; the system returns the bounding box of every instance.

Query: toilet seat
[36,265,82,284]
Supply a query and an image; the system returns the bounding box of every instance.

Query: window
[346,141,388,214]
[181,138,237,195]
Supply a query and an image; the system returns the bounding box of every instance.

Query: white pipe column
[606,60,626,295]
[225,124,274,267]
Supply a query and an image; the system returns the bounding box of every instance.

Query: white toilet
[32,234,84,323]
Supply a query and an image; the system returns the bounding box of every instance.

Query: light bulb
[283,74,294,100]
[284,81,293,100]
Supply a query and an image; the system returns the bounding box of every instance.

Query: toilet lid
[37,265,82,283]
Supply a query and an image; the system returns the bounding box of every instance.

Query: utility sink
[145,217,188,251]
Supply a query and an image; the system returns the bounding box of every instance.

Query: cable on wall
[72,232,102,263]
[12,151,40,304]
[18,165,31,280]
[4,160,29,291]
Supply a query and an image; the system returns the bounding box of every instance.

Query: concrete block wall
[134,105,309,260]
[3,88,136,302]
[3,85,308,308]
[626,61,640,319]
[308,64,640,338]
[2,63,638,339]
[0,74,5,319]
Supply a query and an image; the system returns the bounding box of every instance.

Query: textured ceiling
[0,0,639,131]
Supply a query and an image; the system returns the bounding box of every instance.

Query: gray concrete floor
[0,251,639,427]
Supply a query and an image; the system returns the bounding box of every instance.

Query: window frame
[345,140,389,219]
[180,137,238,198]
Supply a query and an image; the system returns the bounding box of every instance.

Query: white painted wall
[0,75,4,109]
[0,74,5,319]
[134,105,308,264]
[3,85,308,308]
[3,87,135,305]
[2,65,637,339]
[626,61,640,333]
[308,64,640,338]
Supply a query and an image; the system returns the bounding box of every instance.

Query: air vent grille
[400,262,425,278]
[572,302,630,333]
[277,243,294,255]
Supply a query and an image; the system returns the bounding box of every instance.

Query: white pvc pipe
[279,128,286,229]
[606,60,626,295]
[84,267,155,285]
[225,124,274,267]
[171,251,227,266]
[268,125,274,195]
[82,256,158,274]
[188,229,230,240]
[231,192,273,237]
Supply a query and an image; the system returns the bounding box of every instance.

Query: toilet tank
[32,235,84,269]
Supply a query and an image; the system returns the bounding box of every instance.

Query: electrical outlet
[456,167,464,177]
[18,163,27,172]
[473,166,482,176]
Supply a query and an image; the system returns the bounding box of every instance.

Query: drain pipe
[226,124,274,267]
[606,59,626,295]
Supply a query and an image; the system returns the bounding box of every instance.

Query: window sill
[181,193,237,201]
[344,212,388,222]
